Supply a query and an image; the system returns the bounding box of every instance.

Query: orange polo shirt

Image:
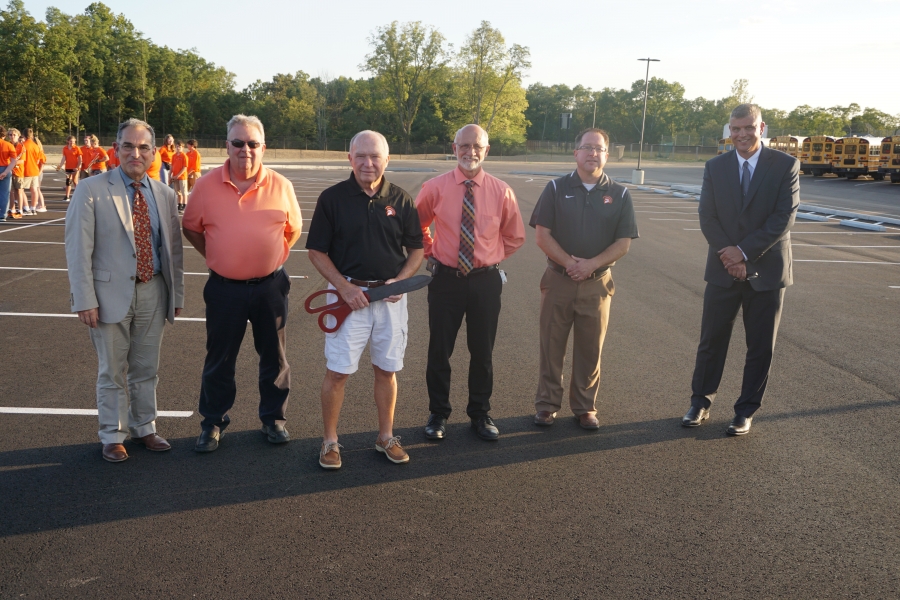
[106,146,119,168]
[159,146,175,165]
[80,145,94,170]
[147,149,162,180]
[62,146,82,170]
[0,139,17,167]
[416,166,525,268]
[170,152,189,180]
[13,142,25,177]
[91,147,108,171]
[187,148,201,173]
[182,160,303,280]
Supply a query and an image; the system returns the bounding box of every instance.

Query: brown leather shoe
[534,410,557,426]
[577,413,600,430]
[132,433,171,452]
[102,443,129,462]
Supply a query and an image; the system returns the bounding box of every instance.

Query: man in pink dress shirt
[415,124,526,441]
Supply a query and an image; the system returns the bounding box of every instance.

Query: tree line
[2,0,897,151]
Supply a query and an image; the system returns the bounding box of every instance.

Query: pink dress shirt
[416,166,525,268]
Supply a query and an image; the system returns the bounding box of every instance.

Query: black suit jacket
[698,146,800,291]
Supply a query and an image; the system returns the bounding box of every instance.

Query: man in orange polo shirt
[186,139,201,193]
[15,129,42,215]
[182,115,302,453]
[0,126,19,221]
[80,135,95,179]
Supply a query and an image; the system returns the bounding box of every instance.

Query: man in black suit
[682,103,799,436]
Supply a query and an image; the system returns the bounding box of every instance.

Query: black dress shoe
[194,428,221,452]
[424,414,447,440]
[261,423,290,444]
[681,406,710,427]
[471,416,499,441]
[726,416,752,436]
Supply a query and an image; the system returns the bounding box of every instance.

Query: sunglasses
[228,139,262,149]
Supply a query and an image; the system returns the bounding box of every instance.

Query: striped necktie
[458,180,476,274]
[132,182,153,283]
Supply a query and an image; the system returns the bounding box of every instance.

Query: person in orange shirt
[14,128,42,215]
[159,134,175,185]
[56,136,83,201]
[415,124,526,442]
[106,145,119,169]
[90,136,108,175]
[170,140,189,212]
[186,139,201,193]
[146,148,162,181]
[31,135,48,212]
[0,126,19,221]
[80,135,95,179]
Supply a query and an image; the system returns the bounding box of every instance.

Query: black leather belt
[209,266,282,285]
[435,261,499,278]
[547,259,608,280]
[348,278,385,288]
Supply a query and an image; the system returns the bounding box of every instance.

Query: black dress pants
[198,269,291,430]
[690,281,785,417]
[426,268,502,420]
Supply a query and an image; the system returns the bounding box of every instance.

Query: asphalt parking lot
[1,161,899,598]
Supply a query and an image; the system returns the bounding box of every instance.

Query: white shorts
[324,285,408,375]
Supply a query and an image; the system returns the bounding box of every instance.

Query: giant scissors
[305,275,433,333]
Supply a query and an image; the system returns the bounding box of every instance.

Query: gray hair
[117,118,156,144]
[730,103,763,123]
[349,130,389,155]
[226,114,265,142]
[454,124,489,146]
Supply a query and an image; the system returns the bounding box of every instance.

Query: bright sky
[25,0,900,115]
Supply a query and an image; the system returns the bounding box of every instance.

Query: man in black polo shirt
[529,128,639,429]
[306,130,423,469]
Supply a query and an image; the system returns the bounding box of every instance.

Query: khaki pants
[534,267,614,415]
[89,274,167,444]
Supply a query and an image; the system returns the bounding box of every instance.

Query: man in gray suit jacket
[65,118,185,462]
[682,103,800,436]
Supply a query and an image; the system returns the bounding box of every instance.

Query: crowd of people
[0,130,202,222]
[61,103,799,467]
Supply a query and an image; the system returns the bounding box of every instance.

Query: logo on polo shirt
[603,195,613,204]
[385,206,396,217]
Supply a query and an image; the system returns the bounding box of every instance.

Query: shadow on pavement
[4,400,893,537]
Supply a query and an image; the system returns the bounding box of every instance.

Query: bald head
[349,130,389,156]
[348,130,390,192]
[453,124,490,175]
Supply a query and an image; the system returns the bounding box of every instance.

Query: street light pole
[633,57,660,185]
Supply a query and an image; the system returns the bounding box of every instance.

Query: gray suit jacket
[65,168,184,323]
[698,146,800,291]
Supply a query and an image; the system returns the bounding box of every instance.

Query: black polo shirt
[532,171,639,259]
[306,173,423,281]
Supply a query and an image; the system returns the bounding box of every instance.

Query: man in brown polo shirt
[182,114,303,452]
[529,128,639,429]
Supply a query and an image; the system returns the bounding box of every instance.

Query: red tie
[132,183,153,283]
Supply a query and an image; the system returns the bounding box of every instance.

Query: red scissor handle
[304,289,370,333]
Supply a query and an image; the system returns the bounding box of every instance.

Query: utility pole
[633,57,660,185]
[592,96,597,128]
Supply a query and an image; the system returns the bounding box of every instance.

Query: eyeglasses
[577,145,608,154]
[120,143,153,154]
[229,139,262,149]
[456,144,486,153]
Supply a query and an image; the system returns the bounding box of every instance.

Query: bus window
[825,143,833,152]
[894,144,900,155]
[845,145,857,155]
[803,143,810,152]
[884,143,892,154]
[813,143,824,152]
[834,146,843,155]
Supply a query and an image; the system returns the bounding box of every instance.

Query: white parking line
[0,312,207,321]
[650,218,699,221]
[0,217,66,234]
[0,240,64,245]
[793,245,900,248]
[794,260,900,265]
[0,407,193,417]
[0,267,309,278]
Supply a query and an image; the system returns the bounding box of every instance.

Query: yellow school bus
[800,136,837,177]
[717,138,733,155]
[878,136,900,183]
[769,135,805,163]
[832,136,885,179]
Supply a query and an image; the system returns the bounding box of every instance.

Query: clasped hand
[718,246,747,280]
[565,256,597,281]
